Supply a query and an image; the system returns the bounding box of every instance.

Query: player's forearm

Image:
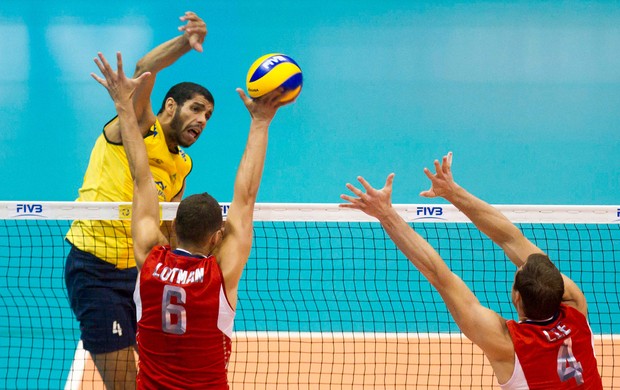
[232,120,270,206]
[134,35,192,76]
[443,185,520,249]
[378,208,449,287]
[116,103,152,185]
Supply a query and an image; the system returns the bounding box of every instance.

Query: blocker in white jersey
[135,246,234,389]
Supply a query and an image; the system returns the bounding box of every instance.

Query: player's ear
[171,219,177,237]
[209,228,223,248]
[512,288,523,312]
[165,97,177,115]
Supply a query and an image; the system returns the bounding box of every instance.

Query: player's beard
[169,108,192,149]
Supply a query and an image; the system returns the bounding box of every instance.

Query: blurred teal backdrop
[0,0,618,205]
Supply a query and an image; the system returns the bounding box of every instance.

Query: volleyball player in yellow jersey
[64,11,211,388]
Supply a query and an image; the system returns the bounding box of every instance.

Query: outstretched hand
[340,174,395,220]
[91,52,151,105]
[419,151,459,199]
[179,11,207,52]
[236,88,288,123]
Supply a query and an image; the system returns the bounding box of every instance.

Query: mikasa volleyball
[246,53,303,103]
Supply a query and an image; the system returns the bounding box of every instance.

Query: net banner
[1,201,619,223]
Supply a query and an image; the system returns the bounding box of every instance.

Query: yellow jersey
[66,118,192,269]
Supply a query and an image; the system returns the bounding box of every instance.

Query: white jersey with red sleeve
[134,245,235,390]
[502,304,602,390]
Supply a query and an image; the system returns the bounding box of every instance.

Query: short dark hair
[514,253,564,320]
[157,82,214,114]
[174,193,222,245]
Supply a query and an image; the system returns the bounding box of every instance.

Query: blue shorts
[64,242,138,355]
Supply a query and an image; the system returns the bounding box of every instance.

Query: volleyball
[246,53,303,103]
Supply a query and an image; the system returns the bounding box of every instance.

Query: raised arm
[105,11,207,142]
[420,152,540,267]
[421,152,587,314]
[214,88,286,310]
[340,174,514,368]
[91,52,167,270]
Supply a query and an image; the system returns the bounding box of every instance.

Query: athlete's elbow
[234,182,259,205]
[427,270,458,292]
[133,176,157,194]
[134,59,155,77]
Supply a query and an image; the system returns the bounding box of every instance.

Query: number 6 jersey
[135,245,235,389]
[503,304,603,389]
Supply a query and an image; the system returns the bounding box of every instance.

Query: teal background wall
[0,0,618,205]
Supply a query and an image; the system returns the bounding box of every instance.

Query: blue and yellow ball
[246,53,303,103]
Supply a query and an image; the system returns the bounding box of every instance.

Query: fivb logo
[15,203,44,217]
[221,203,230,218]
[262,55,287,70]
[414,206,445,220]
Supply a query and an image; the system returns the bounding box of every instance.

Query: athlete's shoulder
[102,116,123,145]
[150,244,171,254]
[177,147,192,163]
[145,245,171,261]
[143,119,160,139]
[560,303,586,320]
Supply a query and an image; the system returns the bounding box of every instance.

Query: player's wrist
[440,183,464,202]
[250,117,272,128]
[376,205,398,224]
[114,101,136,115]
[178,33,196,49]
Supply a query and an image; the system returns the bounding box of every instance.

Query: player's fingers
[184,26,206,37]
[135,71,152,85]
[356,176,375,193]
[98,52,113,73]
[236,88,253,106]
[339,194,358,204]
[441,155,448,173]
[433,159,443,178]
[384,173,395,190]
[185,18,206,28]
[93,57,105,75]
[93,56,114,85]
[423,167,435,181]
[236,87,248,99]
[419,189,433,198]
[98,54,117,84]
[178,24,200,33]
[278,97,295,107]
[346,182,365,198]
[259,88,284,104]
[90,72,106,87]
[181,11,198,20]
[188,34,203,52]
[180,13,203,27]
[116,52,124,77]
[339,202,362,210]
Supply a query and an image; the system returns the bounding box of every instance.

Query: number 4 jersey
[134,245,235,389]
[503,304,603,389]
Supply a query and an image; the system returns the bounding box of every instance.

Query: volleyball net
[0,202,618,389]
